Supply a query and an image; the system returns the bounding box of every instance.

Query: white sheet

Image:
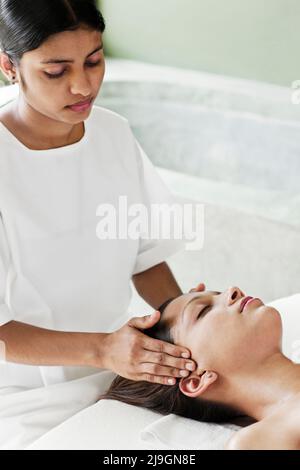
[1,293,299,450]
[0,370,116,449]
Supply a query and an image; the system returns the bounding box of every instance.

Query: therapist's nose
[226,286,244,306]
[70,74,92,97]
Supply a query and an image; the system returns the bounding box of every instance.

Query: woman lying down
[99,287,300,450]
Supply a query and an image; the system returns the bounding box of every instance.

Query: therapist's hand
[189,282,206,293]
[103,311,197,385]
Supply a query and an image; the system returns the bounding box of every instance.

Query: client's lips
[240,296,254,313]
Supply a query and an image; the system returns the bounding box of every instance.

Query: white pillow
[28,399,166,450]
[141,414,240,450]
[268,293,300,362]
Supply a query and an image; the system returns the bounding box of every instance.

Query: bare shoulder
[281,393,300,437]
[225,402,300,450]
[224,423,266,450]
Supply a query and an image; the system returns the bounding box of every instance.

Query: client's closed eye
[197,305,211,319]
[196,292,220,319]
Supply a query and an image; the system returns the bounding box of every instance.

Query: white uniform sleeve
[132,139,185,275]
[0,212,14,326]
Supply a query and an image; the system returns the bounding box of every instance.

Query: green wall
[100,0,297,87]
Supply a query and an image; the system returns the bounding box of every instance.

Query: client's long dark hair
[98,298,249,424]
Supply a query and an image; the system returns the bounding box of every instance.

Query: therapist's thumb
[128,311,160,330]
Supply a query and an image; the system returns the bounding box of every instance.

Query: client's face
[163,287,282,381]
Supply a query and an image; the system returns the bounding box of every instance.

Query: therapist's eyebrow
[181,291,221,323]
[40,43,103,64]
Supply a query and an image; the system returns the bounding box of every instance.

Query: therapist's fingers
[142,335,193,362]
[129,313,192,360]
[141,336,196,376]
[105,320,196,386]
[127,310,161,330]
[138,365,195,385]
[189,282,206,293]
[141,350,196,376]
[136,344,197,385]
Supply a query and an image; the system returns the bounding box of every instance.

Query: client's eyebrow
[181,291,221,323]
[40,43,103,64]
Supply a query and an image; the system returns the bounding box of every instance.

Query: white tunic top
[0,105,183,390]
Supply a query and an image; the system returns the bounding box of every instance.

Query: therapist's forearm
[0,320,108,368]
[132,262,182,310]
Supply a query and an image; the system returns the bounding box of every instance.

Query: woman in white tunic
[0,0,202,392]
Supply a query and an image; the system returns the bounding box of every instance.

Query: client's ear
[179,371,218,398]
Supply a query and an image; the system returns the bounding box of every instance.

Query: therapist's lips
[67,98,93,112]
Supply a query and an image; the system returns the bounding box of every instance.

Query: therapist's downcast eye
[44,60,102,79]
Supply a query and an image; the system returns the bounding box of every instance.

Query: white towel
[141,414,240,450]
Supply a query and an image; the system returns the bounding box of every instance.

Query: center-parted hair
[0,0,105,65]
[98,297,245,424]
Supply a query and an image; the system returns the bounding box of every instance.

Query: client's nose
[226,286,244,305]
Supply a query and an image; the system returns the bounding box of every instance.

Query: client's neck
[221,353,300,421]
